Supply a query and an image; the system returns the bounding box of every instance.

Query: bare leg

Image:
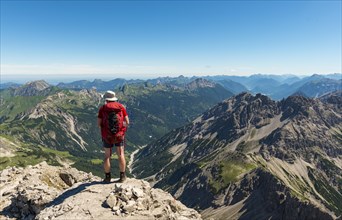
[103,147,112,173]
[116,146,126,173]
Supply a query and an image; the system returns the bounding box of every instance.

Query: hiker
[97,90,129,183]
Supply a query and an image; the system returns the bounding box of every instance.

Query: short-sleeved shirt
[98,101,128,139]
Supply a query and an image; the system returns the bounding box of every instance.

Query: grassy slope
[119,84,232,146]
[0,83,232,177]
[0,89,116,177]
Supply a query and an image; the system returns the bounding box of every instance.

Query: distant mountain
[57,78,143,91]
[133,93,341,219]
[204,73,341,100]
[324,73,342,81]
[215,79,248,94]
[146,75,193,87]
[271,75,340,100]
[249,78,282,95]
[12,80,53,96]
[185,78,216,90]
[205,74,295,97]
[279,76,301,84]
[295,79,341,98]
[247,74,302,84]
[205,74,292,88]
[54,73,341,100]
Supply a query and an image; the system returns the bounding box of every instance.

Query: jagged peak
[279,95,317,120]
[281,94,313,108]
[227,92,274,107]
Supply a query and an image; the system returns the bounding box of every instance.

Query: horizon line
[1,72,341,85]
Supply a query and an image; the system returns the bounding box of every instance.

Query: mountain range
[2,73,340,100]
[0,78,233,176]
[132,92,342,219]
[0,75,341,219]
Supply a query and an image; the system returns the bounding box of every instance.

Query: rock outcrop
[0,162,95,219]
[0,162,201,220]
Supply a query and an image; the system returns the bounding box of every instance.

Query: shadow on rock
[0,181,106,220]
[45,181,106,207]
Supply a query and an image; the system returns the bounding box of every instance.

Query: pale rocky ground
[0,137,18,158]
[0,162,201,220]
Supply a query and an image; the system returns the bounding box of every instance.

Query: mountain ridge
[6,73,339,100]
[132,92,342,219]
[0,80,233,176]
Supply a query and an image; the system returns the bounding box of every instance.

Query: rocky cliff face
[0,162,201,220]
[133,92,342,219]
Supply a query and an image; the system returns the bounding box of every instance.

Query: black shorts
[102,139,125,148]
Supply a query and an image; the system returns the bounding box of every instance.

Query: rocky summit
[0,162,201,220]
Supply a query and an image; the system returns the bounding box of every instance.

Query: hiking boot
[103,173,111,183]
[119,172,126,183]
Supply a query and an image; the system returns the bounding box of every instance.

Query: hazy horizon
[1,72,341,85]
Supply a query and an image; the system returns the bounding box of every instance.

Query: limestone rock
[106,193,117,208]
[132,187,144,198]
[36,178,201,220]
[0,162,201,220]
[0,162,97,219]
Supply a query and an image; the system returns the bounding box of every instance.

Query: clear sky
[1,0,341,81]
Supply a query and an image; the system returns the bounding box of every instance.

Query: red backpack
[102,102,126,144]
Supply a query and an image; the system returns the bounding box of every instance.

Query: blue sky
[1,1,341,80]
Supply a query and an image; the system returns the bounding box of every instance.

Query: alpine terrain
[0,79,233,176]
[132,92,342,219]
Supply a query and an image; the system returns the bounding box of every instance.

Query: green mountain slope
[120,79,233,145]
[0,79,233,177]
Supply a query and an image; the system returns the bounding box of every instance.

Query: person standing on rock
[97,90,129,183]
